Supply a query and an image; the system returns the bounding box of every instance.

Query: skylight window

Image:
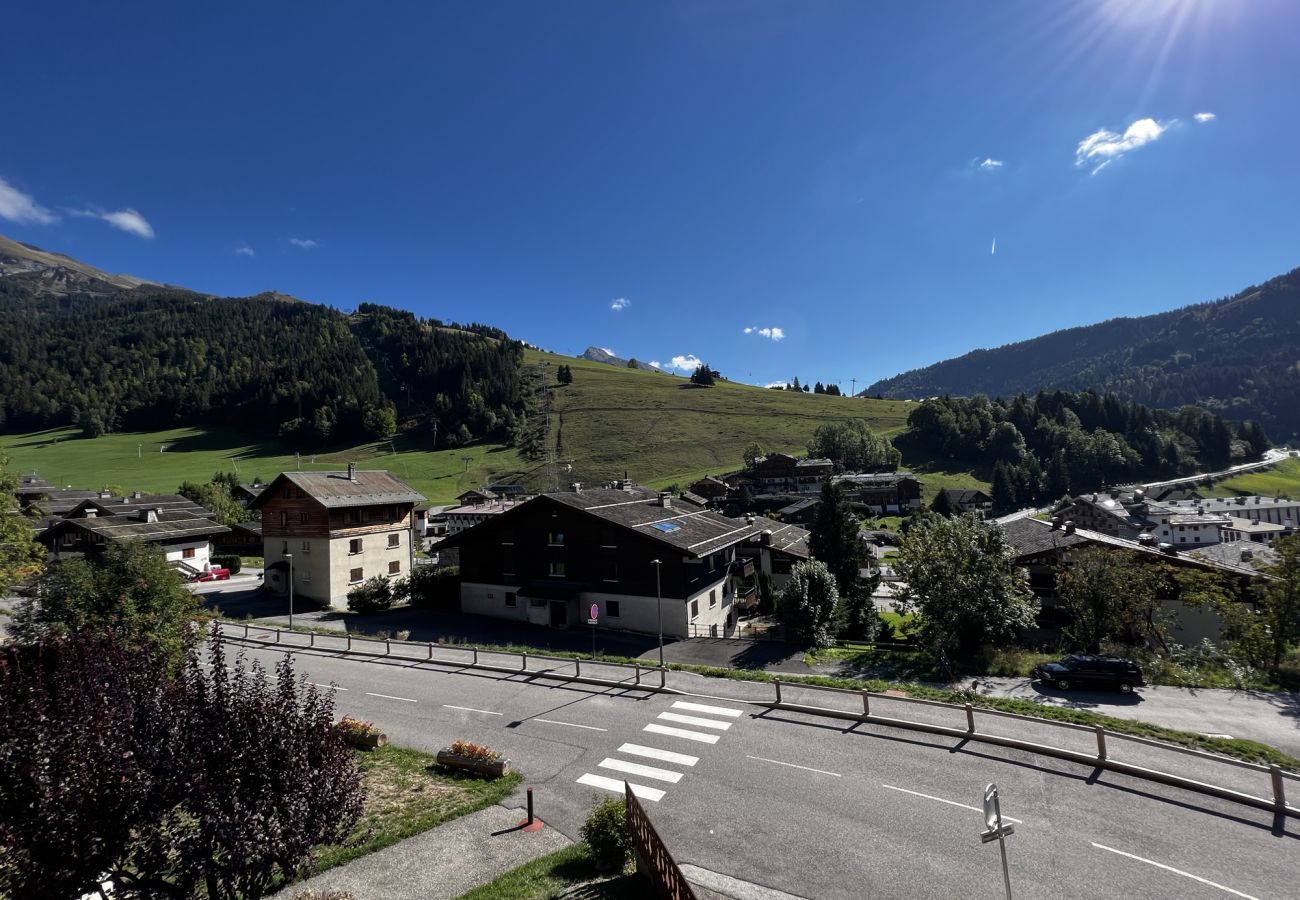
[651,521,681,533]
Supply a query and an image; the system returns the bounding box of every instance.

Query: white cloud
[69,206,155,238]
[668,354,702,372]
[1075,117,1166,174]
[0,176,58,225]
[1194,112,1216,123]
[610,297,631,311]
[744,325,785,341]
[289,237,318,249]
[649,360,661,369]
[978,158,1004,170]
[764,381,787,389]
[235,243,255,257]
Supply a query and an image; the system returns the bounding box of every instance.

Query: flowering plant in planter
[336,716,386,749]
[449,740,501,762]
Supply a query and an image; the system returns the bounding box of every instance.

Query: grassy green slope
[530,350,915,487]
[1,351,990,504]
[1205,456,1300,499]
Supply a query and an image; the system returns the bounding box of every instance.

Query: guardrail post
[774,679,783,704]
[1095,726,1108,762]
[309,633,315,648]
[634,663,641,685]
[472,648,478,665]
[275,628,281,644]
[862,691,871,717]
[1270,765,1286,812]
[347,635,352,652]
[385,638,391,655]
[659,667,666,689]
[244,623,249,639]
[575,659,582,677]
[521,652,528,672]
[964,703,975,734]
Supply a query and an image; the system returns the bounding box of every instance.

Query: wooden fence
[625,783,696,900]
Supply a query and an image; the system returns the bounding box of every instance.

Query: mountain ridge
[866,266,1300,440]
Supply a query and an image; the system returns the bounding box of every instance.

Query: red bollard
[518,787,544,832]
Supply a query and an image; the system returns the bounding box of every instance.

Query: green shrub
[211,554,242,575]
[407,565,460,608]
[347,576,394,614]
[580,796,632,871]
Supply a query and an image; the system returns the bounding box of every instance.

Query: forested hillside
[867,266,1300,440]
[904,390,1270,511]
[0,288,526,447]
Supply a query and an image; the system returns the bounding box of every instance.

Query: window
[282,486,292,499]
[502,549,515,577]
[690,599,699,619]
[347,510,361,524]
[296,487,305,499]
[388,560,401,575]
[279,511,288,527]
[299,511,309,523]
[549,531,565,546]
[601,529,618,548]
[388,533,400,548]
[182,547,196,559]
[301,541,311,553]
[607,600,621,618]
[349,538,363,555]
[349,567,363,583]
[604,560,619,582]
[300,570,311,583]
[505,592,517,608]
[709,589,717,608]
[549,560,566,578]
[530,597,547,608]
[501,530,515,546]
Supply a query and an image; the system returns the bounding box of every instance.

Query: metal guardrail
[768,678,1298,819]
[218,621,669,691]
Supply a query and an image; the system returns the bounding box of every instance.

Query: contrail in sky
[991,237,997,255]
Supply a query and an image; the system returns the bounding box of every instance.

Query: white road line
[618,744,699,766]
[366,692,417,703]
[657,712,732,731]
[747,755,841,777]
[599,757,684,783]
[443,704,502,715]
[534,718,607,732]
[643,723,720,744]
[880,784,1023,824]
[308,682,347,690]
[672,701,742,718]
[1090,844,1259,899]
[577,773,665,802]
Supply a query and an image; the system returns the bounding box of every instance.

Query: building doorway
[549,600,568,628]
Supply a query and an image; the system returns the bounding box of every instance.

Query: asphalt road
[960,676,1300,760]
[220,638,1299,899]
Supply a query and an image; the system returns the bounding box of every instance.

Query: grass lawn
[456,844,654,900]
[311,745,523,874]
[1206,456,1300,499]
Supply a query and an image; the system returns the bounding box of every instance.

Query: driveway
[959,674,1300,758]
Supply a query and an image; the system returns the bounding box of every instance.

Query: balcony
[730,557,755,579]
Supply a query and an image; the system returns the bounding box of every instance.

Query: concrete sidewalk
[275,804,572,900]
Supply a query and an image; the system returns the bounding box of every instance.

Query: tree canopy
[807,419,901,472]
[778,559,841,648]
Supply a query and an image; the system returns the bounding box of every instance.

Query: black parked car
[1032,655,1144,693]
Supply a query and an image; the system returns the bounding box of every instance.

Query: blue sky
[2,0,1298,390]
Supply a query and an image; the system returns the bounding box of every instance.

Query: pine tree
[809,481,861,597]
[991,461,1017,513]
[930,488,955,517]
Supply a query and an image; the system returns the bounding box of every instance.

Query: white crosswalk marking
[577,773,665,801]
[599,757,684,783]
[672,701,742,718]
[644,723,720,744]
[657,711,732,730]
[617,743,700,766]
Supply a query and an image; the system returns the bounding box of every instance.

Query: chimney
[139,508,159,523]
[1241,549,1254,561]
[571,482,582,493]
[133,490,142,499]
[98,490,112,499]
[746,514,756,526]
[1050,516,1061,530]
[348,463,357,482]
[659,492,672,508]
[760,529,773,545]
[1064,521,1076,534]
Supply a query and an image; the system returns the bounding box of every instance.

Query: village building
[737,520,810,592]
[833,472,924,513]
[439,484,759,638]
[934,487,994,516]
[251,465,425,608]
[444,498,522,535]
[688,475,731,503]
[39,493,230,576]
[233,481,269,506]
[776,497,819,525]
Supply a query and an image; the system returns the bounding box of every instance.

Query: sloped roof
[1187,540,1277,570]
[998,517,1267,579]
[67,494,213,519]
[753,521,811,559]
[251,471,426,509]
[777,497,819,516]
[41,510,230,544]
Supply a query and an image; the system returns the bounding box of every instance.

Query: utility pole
[851,378,857,397]
[461,454,473,472]
[286,554,295,630]
[652,559,664,667]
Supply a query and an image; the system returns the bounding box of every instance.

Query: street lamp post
[285,553,294,630]
[651,559,663,667]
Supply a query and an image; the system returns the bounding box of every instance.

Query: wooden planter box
[342,731,387,750]
[436,750,511,778]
